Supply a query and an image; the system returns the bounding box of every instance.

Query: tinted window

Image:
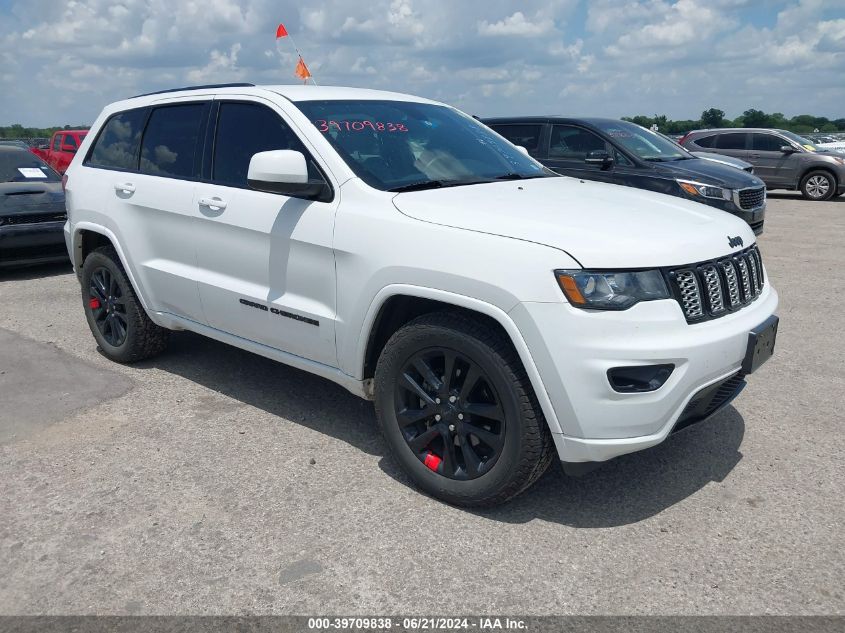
[88,109,147,170]
[490,124,542,153]
[751,134,785,152]
[213,102,307,187]
[63,135,79,150]
[693,134,716,148]
[140,104,205,178]
[715,133,747,150]
[0,149,60,182]
[52,135,62,151]
[549,125,607,160]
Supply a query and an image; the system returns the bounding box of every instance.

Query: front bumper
[0,221,68,267]
[697,196,765,235]
[510,282,778,464]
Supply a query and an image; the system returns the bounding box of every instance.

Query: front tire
[374,312,554,507]
[81,246,169,363]
[800,170,836,200]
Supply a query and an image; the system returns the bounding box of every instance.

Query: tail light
[61,174,68,193]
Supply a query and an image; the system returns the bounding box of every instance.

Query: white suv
[64,84,779,506]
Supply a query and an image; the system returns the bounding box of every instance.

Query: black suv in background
[680,128,845,201]
[485,117,767,234]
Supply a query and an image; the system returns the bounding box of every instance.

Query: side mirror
[247,150,329,200]
[515,145,530,156]
[780,145,797,154]
[585,150,613,167]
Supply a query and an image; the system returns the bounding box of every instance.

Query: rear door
[749,132,799,187]
[192,98,338,365]
[487,123,545,159]
[79,101,209,322]
[713,132,750,161]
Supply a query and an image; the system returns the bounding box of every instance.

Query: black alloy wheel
[88,267,128,347]
[395,347,506,480]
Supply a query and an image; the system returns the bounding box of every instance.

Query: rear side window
[548,125,607,160]
[751,133,784,152]
[87,109,147,170]
[490,124,542,153]
[212,102,308,187]
[140,104,205,178]
[692,135,716,148]
[715,133,747,150]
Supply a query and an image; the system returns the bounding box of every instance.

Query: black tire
[799,170,836,201]
[81,245,169,363]
[374,311,554,507]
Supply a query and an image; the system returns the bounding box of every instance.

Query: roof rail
[132,83,256,98]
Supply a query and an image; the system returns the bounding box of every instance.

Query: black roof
[0,145,29,153]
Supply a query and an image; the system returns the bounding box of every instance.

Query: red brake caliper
[89,298,101,309]
[423,452,442,472]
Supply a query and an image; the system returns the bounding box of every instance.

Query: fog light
[607,364,674,393]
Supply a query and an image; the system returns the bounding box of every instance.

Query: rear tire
[800,170,836,200]
[81,246,169,363]
[373,311,554,507]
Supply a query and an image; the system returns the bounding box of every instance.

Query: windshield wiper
[493,172,555,180]
[388,179,491,193]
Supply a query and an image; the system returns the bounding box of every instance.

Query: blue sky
[1,0,843,126]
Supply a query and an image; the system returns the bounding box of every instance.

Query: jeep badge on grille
[728,235,744,248]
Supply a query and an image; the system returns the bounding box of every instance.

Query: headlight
[677,179,731,201]
[555,270,671,310]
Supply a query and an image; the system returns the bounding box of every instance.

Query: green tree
[740,109,771,127]
[700,107,726,128]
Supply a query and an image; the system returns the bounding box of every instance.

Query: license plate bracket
[742,315,779,374]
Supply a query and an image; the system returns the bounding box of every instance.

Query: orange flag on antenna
[276,23,288,38]
[295,57,311,80]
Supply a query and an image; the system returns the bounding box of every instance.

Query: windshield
[0,150,59,183]
[594,120,691,161]
[780,130,824,152]
[294,99,554,191]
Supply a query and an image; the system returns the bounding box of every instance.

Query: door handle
[749,153,760,159]
[198,196,227,211]
[114,182,135,194]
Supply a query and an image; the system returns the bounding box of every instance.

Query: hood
[690,151,752,171]
[651,157,764,188]
[0,181,65,216]
[392,176,755,269]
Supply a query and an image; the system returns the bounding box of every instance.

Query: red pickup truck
[31,130,88,174]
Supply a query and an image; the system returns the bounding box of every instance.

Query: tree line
[623,108,845,135]
[0,123,90,140]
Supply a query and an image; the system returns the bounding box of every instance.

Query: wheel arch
[72,223,152,312]
[357,285,563,435]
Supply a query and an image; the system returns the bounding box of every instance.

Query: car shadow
[767,192,844,203]
[144,331,744,527]
[0,261,72,281]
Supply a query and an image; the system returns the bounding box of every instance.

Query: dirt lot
[0,193,843,615]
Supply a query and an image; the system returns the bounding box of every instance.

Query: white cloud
[478,12,555,37]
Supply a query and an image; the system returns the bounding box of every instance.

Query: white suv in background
[63,84,779,506]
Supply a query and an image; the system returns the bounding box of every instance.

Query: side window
[490,124,542,154]
[212,101,312,188]
[549,125,607,160]
[87,108,147,170]
[63,135,78,150]
[751,133,785,152]
[52,135,62,151]
[715,133,747,150]
[140,104,205,178]
[693,135,716,148]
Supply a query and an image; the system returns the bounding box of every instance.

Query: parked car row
[679,128,845,200]
[485,117,767,233]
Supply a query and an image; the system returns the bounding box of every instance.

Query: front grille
[666,244,765,323]
[673,372,746,433]
[738,186,765,210]
[0,212,66,226]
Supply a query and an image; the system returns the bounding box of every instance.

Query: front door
[748,132,800,187]
[544,124,616,182]
[193,99,338,366]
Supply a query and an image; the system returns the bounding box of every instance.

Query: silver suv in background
[680,128,845,200]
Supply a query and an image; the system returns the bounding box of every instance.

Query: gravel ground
[0,192,842,615]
